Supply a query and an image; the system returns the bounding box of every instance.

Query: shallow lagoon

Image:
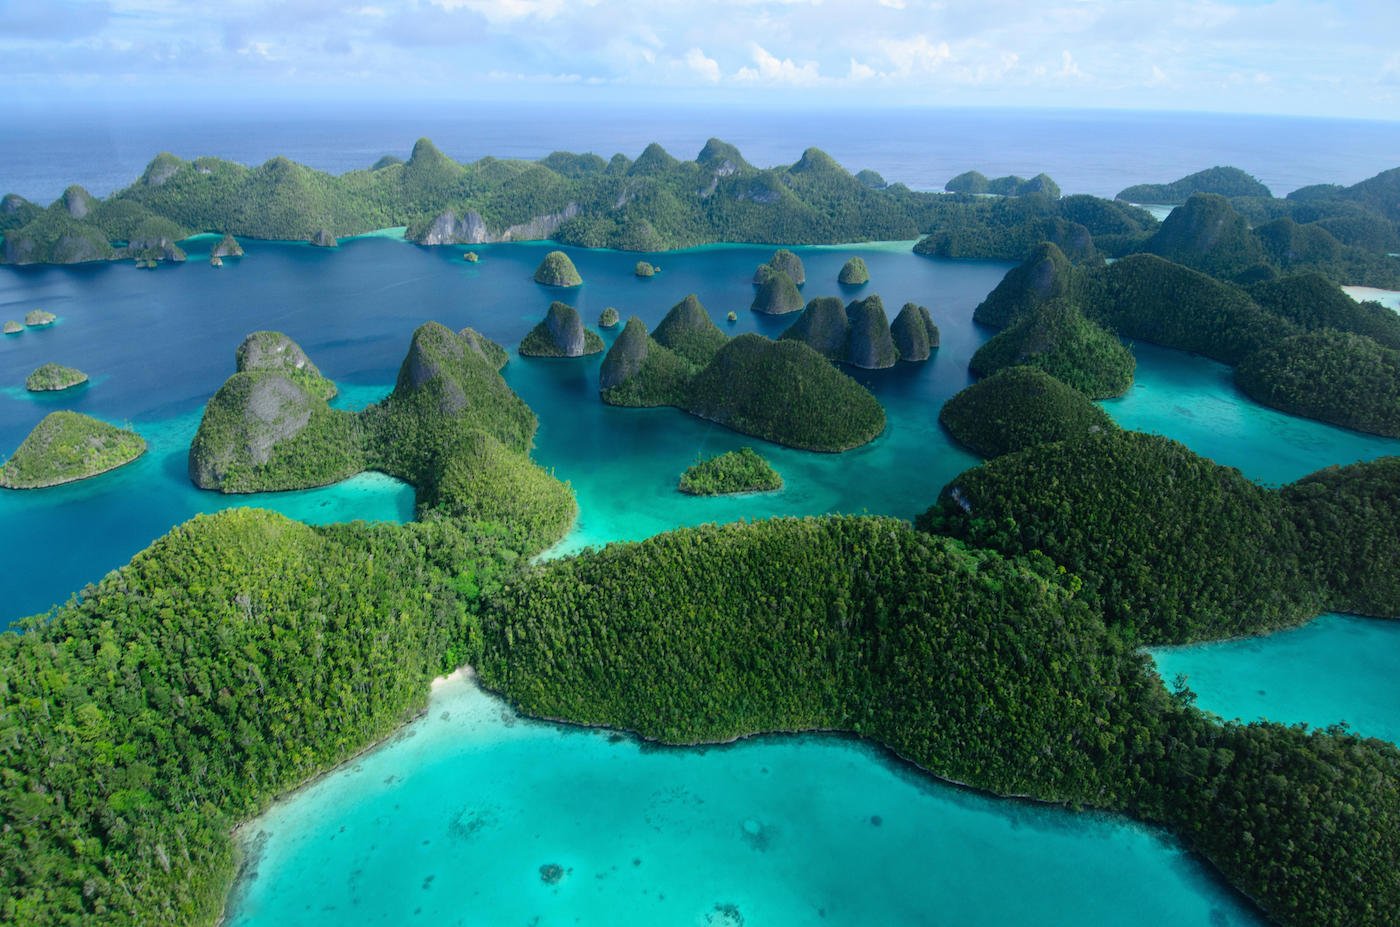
[225,673,1264,927]
[1150,613,1400,745]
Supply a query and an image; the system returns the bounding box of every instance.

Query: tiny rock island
[25,363,89,392]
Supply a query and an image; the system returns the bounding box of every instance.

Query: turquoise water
[224,673,1263,927]
[1150,614,1400,745]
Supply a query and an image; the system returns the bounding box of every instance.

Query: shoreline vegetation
[2,157,1400,927]
[1,141,1395,290]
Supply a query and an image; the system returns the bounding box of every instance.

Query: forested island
[0,411,146,488]
[678,447,782,495]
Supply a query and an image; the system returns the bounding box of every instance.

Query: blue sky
[1,0,1397,118]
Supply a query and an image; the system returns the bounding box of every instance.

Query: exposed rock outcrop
[890,303,939,362]
[520,302,603,357]
[844,295,897,369]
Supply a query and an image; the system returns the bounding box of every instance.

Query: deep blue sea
[2,106,1397,926]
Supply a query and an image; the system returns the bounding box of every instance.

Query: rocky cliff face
[600,317,650,390]
[890,303,939,362]
[780,297,848,360]
[844,295,898,369]
[414,204,581,246]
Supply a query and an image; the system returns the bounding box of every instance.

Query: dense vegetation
[1116,166,1272,203]
[972,241,1079,328]
[24,363,88,392]
[1248,272,1400,349]
[532,251,582,287]
[921,430,1400,644]
[757,248,805,286]
[837,256,869,285]
[518,301,604,357]
[598,306,620,328]
[969,299,1135,398]
[1235,330,1400,437]
[600,305,885,452]
[633,261,655,277]
[191,324,575,553]
[0,412,147,489]
[1,139,942,261]
[1139,193,1266,281]
[677,447,782,495]
[0,507,517,925]
[945,171,1061,198]
[780,294,932,368]
[939,366,1116,458]
[1284,457,1400,617]
[889,302,939,361]
[750,265,803,314]
[480,516,1400,927]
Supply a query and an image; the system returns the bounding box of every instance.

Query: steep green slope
[1235,331,1400,437]
[1,412,147,489]
[970,299,1135,398]
[939,366,1116,458]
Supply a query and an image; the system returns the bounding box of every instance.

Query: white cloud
[734,43,820,85]
[848,58,877,81]
[1059,49,1084,79]
[684,47,721,83]
[878,34,951,77]
[429,0,574,24]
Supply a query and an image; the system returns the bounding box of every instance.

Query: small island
[25,363,89,392]
[211,233,244,259]
[599,306,620,329]
[750,265,803,314]
[0,411,146,489]
[464,251,480,263]
[838,256,870,285]
[754,249,805,286]
[25,310,57,327]
[310,229,338,248]
[519,302,605,357]
[534,250,583,287]
[634,261,656,277]
[678,447,782,495]
[3,321,21,335]
[890,303,939,362]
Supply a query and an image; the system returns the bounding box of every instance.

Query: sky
[1,0,1397,118]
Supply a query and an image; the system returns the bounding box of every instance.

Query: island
[533,250,583,287]
[939,365,1116,458]
[600,294,885,451]
[1116,165,1272,204]
[25,310,56,327]
[678,447,782,495]
[889,302,939,361]
[464,251,480,263]
[0,411,146,488]
[25,363,89,392]
[781,295,934,368]
[519,302,605,357]
[3,141,1395,290]
[598,306,620,329]
[211,233,244,258]
[3,320,21,335]
[634,260,656,277]
[755,249,805,286]
[310,229,338,248]
[837,256,869,285]
[749,264,802,314]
